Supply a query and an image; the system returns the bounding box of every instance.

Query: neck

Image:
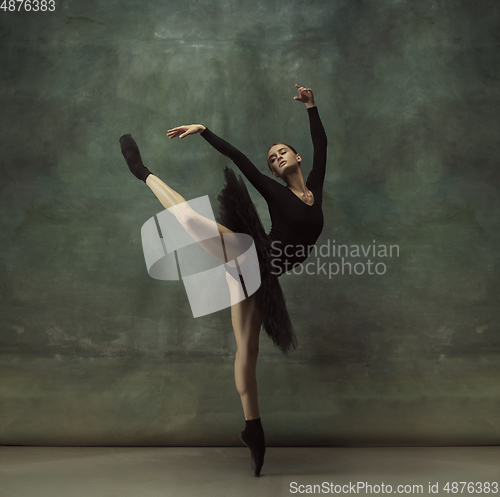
[283,169,307,194]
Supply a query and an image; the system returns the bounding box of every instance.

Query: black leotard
[200,106,327,277]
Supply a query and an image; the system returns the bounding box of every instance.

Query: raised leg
[145,174,245,267]
[120,134,245,266]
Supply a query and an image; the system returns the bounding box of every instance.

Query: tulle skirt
[215,166,298,355]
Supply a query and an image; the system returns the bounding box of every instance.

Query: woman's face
[267,144,301,178]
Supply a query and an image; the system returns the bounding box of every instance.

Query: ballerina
[119,84,328,477]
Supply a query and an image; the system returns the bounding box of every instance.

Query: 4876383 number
[1,0,55,11]
[443,481,499,493]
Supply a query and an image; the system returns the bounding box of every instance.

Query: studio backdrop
[1,0,499,446]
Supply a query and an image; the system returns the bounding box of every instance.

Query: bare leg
[226,270,266,476]
[225,271,262,420]
[120,135,234,261]
[145,174,244,266]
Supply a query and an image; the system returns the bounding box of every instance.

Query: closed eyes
[270,149,287,163]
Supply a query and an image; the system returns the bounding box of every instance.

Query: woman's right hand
[166,124,206,139]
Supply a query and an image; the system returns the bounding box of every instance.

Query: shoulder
[259,174,284,200]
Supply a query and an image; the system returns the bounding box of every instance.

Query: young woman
[119,84,328,477]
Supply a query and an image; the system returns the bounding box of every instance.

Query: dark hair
[267,142,299,171]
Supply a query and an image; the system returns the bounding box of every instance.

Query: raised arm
[306,106,327,189]
[167,123,273,199]
[293,85,328,189]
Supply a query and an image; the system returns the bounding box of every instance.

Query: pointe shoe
[119,134,152,183]
[240,430,266,477]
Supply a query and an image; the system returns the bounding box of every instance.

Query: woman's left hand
[294,84,316,107]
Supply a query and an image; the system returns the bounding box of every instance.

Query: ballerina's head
[267,142,302,182]
[267,143,302,180]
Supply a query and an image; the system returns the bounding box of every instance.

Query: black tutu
[215,166,299,355]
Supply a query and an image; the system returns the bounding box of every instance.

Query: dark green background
[1,0,499,446]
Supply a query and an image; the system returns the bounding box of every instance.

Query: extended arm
[199,128,274,199]
[167,123,273,198]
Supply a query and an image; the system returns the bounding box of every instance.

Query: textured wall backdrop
[1,0,499,446]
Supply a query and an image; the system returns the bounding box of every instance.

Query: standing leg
[226,273,262,420]
[226,271,266,477]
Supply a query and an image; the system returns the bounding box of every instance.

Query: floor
[0,446,499,496]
